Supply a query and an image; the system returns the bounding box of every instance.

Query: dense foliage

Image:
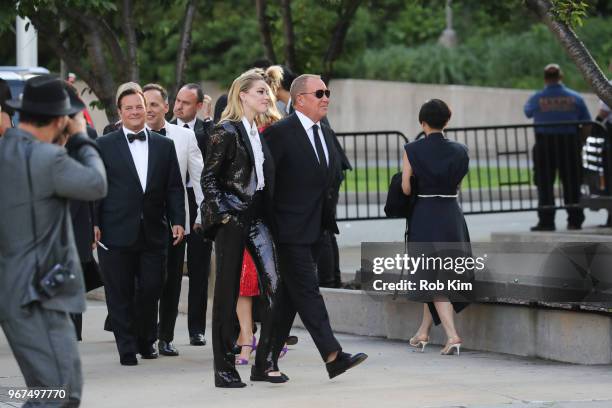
[1,0,610,91]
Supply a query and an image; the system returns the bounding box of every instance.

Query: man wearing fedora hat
[0,75,108,406]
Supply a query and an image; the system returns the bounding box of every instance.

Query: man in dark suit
[171,83,214,346]
[144,83,204,356]
[263,74,367,379]
[95,86,185,366]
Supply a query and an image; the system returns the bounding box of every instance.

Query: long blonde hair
[221,68,282,127]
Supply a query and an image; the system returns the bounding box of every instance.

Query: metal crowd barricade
[335,131,409,221]
[335,121,611,221]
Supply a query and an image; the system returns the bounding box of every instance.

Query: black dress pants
[212,193,283,374]
[316,230,342,288]
[533,133,585,227]
[186,187,213,336]
[157,232,187,342]
[98,227,166,356]
[268,237,342,362]
[212,219,248,373]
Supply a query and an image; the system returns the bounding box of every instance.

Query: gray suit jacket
[0,128,107,321]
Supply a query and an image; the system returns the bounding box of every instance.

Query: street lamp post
[16,16,38,67]
[438,0,458,48]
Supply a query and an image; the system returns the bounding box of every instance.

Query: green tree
[525,0,612,107]
[2,0,200,122]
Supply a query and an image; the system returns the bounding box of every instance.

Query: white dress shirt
[295,110,329,165]
[176,117,197,130]
[175,117,198,187]
[147,121,204,233]
[241,117,265,191]
[123,125,148,191]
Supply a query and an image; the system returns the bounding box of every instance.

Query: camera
[38,263,77,298]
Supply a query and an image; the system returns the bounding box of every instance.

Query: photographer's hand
[65,112,86,139]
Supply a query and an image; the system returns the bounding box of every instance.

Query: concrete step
[305,288,612,365]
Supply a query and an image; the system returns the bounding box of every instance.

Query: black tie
[312,124,327,168]
[183,124,190,129]
[127,131,146,143]
[156,128,166,136]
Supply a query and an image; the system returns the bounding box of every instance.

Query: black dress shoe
[567,224,582,230]
[250,366,289,383]
[214,370,246,388]
[286,335,298,346]
[158,340,179,356]
[530,224,555,232]
[139,344,158,359]
[120,353,138,366]
[190,333,206,346]
[326,352,368,379]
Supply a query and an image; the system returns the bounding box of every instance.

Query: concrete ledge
[292,288,612,365]
[492,228,612,243]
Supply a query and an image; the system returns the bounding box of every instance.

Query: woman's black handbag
[384,172,416,219]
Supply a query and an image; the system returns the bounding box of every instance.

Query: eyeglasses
[299,89,331,99]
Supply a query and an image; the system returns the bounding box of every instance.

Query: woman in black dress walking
[401,99,471,355]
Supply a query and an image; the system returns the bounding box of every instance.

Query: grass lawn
[340,166,532,192]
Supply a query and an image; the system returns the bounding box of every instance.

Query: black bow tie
[155,128,166,136]
[127,131,146,143]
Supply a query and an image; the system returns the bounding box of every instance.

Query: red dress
[239,124,270,297]
[239,248,259,296]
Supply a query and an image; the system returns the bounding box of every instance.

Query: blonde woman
[200,70,287,387]
[235,76,284,366]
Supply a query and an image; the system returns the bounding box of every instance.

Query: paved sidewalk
[2,301,612,408]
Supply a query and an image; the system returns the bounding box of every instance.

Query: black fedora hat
[6,75,84,116]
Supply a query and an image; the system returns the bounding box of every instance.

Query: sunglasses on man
[299,89,331,99]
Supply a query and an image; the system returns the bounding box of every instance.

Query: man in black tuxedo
[263,74,367,379]
[170,83,214,346]
[95,86,185,365]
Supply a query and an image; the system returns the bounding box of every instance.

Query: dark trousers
[71,261,103,341]
[268,237,341,362]
[533,133,585,227]
[212,193,283,374]
[212,220,247,373]
[186,187,212,336]
[157,233,187,342]
[316,230,342,288]
[1,306,82,406]
[98,227,166,356]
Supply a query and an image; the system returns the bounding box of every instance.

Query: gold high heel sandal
[440,338,462,356]
[409,335,429,352]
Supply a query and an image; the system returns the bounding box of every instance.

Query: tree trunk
[82,23,119,122]
[170,0,198,116]
[322,0,362,82]
[121,0,139,82]
[280,0,297,72]
[255,0,277,63]
[27,13,119,122]
[525,0,612,107]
